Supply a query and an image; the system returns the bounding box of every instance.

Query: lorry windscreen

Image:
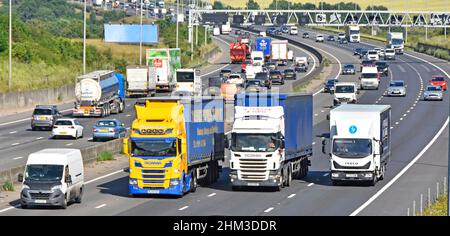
[335,86,355,93]
[132,140,176,157]
[177,72,194,83]
[392,38,403,45]
[332,139,372,158]
[25,165,63,181]
[361,73,378,79]
[231,133,280,152]
[350,30,359,34]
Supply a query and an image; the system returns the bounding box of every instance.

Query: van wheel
[61,195,68,209]
[75,187,83,204]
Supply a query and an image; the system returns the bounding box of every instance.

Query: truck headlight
[129,179,138,185]
[331,173,339,178]
[365,173,373,178]
[170,179,179,185]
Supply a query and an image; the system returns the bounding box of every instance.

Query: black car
[360,49,369,59]
[283,69,296,80]
[375,61,389,76]
[255,72,272,89]
[269,70,284,85]
[339,38,348,44]
[281,26,289,34]
[327,35,335,41]
[265,62,277,71]
[266,27,276,34]
[323,79,338,93]
[360,60,375,71]
[354,48,363,56]
[302,32,309,38]
[245,80,266,92]
[275,29,283,35]
[220,69,232,78]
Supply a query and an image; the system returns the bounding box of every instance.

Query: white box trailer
[324,104,391,186]
[126,66,156,97]
[271,40,288,66]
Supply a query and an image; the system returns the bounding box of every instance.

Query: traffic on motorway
[1,7,449,216]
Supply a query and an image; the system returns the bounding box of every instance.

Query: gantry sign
[189,10,450,28]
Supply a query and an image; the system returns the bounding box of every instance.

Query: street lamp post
[8,0,12,91]
[139,0,143,65]
[176,0,179,48]
[83,0,86,74]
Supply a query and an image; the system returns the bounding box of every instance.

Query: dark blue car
[92,119,127,141]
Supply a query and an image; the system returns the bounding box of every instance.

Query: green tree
[212,1,224,10]
[246,0,260,10]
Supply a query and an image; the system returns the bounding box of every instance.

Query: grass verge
[2,181,14,191]
[420,195,448,216]
[97,151,114,162]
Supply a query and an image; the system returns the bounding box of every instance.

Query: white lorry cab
[323,104,391,186]
[18,149,84,209]
[251,51,264,66]
[360,66,380,90]
[174,69,201,96]
[333,82,358,106]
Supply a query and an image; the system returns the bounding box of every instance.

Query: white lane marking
[264,207,274,213]
[399,118,403,121]
[126,114,131,117]
[0,108,72,127]
[11,143,20,146]
[95,204,107,209]
[323,173,329,176]
[13,157,23,160]
[351,118,449,216]
[84,169,124,185]
[390,127,394,129]
[0,205,20,213]
[403,114,407,117]
[314,114,318,116]
[66,143,73,146]
[36,137,43,140]
[397,64,406,73]
[420,64,431,72]
[287,194,296,199]
[179,206,189,211]
[307,183,314,187]
[395,122,399,125]
[225,131,232,135]
[321,110,325,113]
[127,104,130,107]
[9,131,17,134]
[208,193,216,197]
[312,142,316,145]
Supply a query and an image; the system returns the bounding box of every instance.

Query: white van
[18,149,84,209]
[213,27,220,36]
[251,51,264,66]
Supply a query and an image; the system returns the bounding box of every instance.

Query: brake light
[109,128,115,132]
[93,128,98,132]
[69,126,75,129]
[53,126,58,129]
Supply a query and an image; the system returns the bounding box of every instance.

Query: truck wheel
[286,166,292,187]
[231,186,241,191]
[190,171,197,193]
[119,100,125,113]
[21,204,28,209]
[379,165,386,181]
[332,180,340,186]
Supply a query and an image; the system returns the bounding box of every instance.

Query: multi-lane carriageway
[0,26,449,216]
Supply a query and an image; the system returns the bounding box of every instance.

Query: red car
[241,60,252,73]
[429,75,448,91]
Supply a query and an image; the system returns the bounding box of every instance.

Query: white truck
[18,149,84,209]
[126,66,156,97]
[359,66,380,90]
[345,25,360,43]
[229,94,313,190]
[174,68,201,96]
[387,32,404,54]
[332,82,358,106]
[287,50,294,62]
[245,65,263,79]
[221,22,232,35]
[93,0,103,6]
[213,26,220,36]
[322,104,391,186]
[271,40,289,66]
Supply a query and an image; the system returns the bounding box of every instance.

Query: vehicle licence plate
[39,117,46,120]
[59,132,67,135]
[100,129,109,133]
[147,190,160,194]
[247,182,259,186]
[346,174,358,178]
[34,200,47,204]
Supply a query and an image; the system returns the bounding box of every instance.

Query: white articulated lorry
[323,104,391,186]
[387,32,404,54]
[345,25,360,43]
[126,66,156,97]
[228,93,313,191]
[271,40,289,66]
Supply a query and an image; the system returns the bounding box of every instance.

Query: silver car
[31,105,62,131]
[423,85,443,101]
[387,80,406,97]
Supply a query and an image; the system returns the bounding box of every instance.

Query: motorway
[1,25,449,216]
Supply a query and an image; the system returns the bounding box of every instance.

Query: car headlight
[129,178,138,185]
[51,185,62,191]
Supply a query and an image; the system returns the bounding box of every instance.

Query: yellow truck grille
[139,168,169,188]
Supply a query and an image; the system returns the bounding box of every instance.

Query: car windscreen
[55,120,73,126]
[335,85,355,93]
[344,65,354,69]
[432,77,445,81]
[427,86,441,91]
[177,71,194,83]
[33,109,52,115]
[97,120,117,127]
[362,61,373,65]
[376,62,387,67]
[362,73,378,79]
[390,81,404,87]
[368,51,377,55]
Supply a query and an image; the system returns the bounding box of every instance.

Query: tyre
[119,100,125,113]
[21,204,28,209]
[75,187,83,203]
[231,186,241,191]
[31,127,36,131]
[93,137,97,142]
[285,166,292,187]
[61,195,68,209]
[190,170,197,193]
[74,132,78,140]
[331,180,340,186]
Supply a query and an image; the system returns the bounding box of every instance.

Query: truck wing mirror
[123,167,130,173]
[224,137,230,149]
[18,173,23,182]
[65,175,72,184]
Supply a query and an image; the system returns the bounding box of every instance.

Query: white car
[316,34,324,42]
[384,48,396,60]
[338,33,346,40]
[52,119,84,139]
[365,50,379,61]
[290,27,298,35]
[373,47,383,56]
[226,73,245,86]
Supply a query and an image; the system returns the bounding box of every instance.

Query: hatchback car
[92,119,127,141]
[342,64,356,75]
[339,38,348,44]
[283,69,296,80]
[220,69,232,79]
[316,34,324,42]
[226,73,245,86]
[375,61,389,76]
[424,85,443,101]
[360,60,375,71]
[51,119,83,139]
[31,105,62,131]
[302,32,309,38]
[387,80,406,97]
[429,75,448,91]
[245,80,266,92]
[324,79,338,93]
[269,70,284,85]
[265,62,277,71]
[327,35,335,41]
[281,26,289,34]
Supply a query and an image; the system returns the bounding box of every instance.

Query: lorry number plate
[147,190,159,194]
[346,174,358,178]
[247,183,259,186]
[34,200,47,204]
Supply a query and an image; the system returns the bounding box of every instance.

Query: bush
[97,151,114,162]
[2,181,14,191]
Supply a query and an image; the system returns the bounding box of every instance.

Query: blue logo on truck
[349,125,357,134]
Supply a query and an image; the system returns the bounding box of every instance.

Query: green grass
[420,195,448,216]
[2,181,14,191]
[97,151,114,162]
[212,0,449,11]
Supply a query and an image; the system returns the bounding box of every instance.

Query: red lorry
[230,42,248,63]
